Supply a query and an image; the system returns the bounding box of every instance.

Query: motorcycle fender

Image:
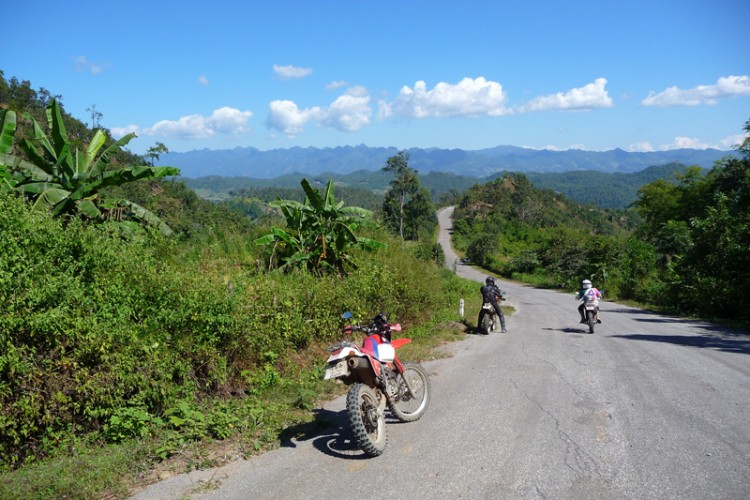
[390,338,412,349]
[324,346,359,364]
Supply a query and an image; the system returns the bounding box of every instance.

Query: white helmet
[581,279,592,289]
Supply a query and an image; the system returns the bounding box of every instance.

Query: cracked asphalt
[131,207,750,500]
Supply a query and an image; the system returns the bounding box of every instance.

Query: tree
[402,185,436,239]
[255,178,386,275]
[86,104,102,129]
[145,142,169,166]
[629,117,750,319]
[738,118,750,158]
[382,151,418,241]
[0,99,180,235]
[382,151,435,242]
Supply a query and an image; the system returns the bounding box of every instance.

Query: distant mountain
[164,144,735,179]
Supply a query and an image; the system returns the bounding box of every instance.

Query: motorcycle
[479,303,498,335]
[580,297,600,334]
[479,294,504,335]
[323,312,431,457]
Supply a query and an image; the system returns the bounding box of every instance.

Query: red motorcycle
[323,312,430,457]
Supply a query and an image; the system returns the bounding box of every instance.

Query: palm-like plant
[0,100,180,235]
[255,178,386,275]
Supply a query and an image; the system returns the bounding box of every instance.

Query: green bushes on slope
[0,190,450,470]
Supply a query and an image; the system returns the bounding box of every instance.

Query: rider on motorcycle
[576,279,602,323]
[478,277,507,333]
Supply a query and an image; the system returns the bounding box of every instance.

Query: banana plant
[0,109,19,190]
[1,99,180,235]
[255,178,386,274]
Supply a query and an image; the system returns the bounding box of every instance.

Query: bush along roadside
[0,191,478,498]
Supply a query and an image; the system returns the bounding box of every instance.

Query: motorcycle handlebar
[344,324,374,334]
[344,323,393,335]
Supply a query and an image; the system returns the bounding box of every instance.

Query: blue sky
[5,0,749,156]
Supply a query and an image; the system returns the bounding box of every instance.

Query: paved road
[133,207,750,500]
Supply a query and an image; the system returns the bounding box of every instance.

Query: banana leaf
[0,110,16,155]
[119,200,174,236]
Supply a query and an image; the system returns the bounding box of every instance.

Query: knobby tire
[346,383,387,457]
[389,362,431,422]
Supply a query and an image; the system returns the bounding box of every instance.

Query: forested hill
[165,144,733,179]
[184,162,703,209]
[524,162,698,208]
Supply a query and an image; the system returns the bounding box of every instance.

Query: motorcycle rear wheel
[481,314,491,335]
[346,383,387,457]
[389,362,431,422]
[586,310,596,334]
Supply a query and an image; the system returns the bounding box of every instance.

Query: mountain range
[163,144,735,179]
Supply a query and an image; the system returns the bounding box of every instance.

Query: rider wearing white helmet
[575,279,602,323]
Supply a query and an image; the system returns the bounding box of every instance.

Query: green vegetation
[452,172,634,289]
[0,186,474,497]
[382,151,437,242]
[453,123,750,321]
[1,72,746,499]
[525,162,702,209]
[1,100,179,235]
[184,162,706,212]
[1,75,478,498]
[254,178,386,274]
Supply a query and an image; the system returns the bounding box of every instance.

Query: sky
[4,0,750,156]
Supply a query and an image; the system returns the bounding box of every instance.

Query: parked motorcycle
[323,312,430,457]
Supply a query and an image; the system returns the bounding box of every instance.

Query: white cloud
[326,80,349,90]
[642,75,750,106]
[111,125,140,139]
[74,55,104,75]
[660,136,711,150]
[321,86,371,132]
[384,77,509,118]
[628,142,655,152]
[206,107,254,133]
[720,133,748,150]
[377,100,393,120]
[273,64,313,80]
[265,86,372,136]
[265,100,324,137]
[630,134,745,152]
[198,75,209,86]
[142,107,253,139]
[527,144,588,151]
[522,78,613,112]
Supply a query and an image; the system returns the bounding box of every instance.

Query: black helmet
[374,312,388,327]
[374,312,390,339]
[486,277,495,285]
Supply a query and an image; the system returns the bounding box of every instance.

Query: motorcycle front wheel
[346,383,387,457]
[389,362,431,422]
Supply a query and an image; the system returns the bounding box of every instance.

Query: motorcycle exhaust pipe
[347,357,369,369]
